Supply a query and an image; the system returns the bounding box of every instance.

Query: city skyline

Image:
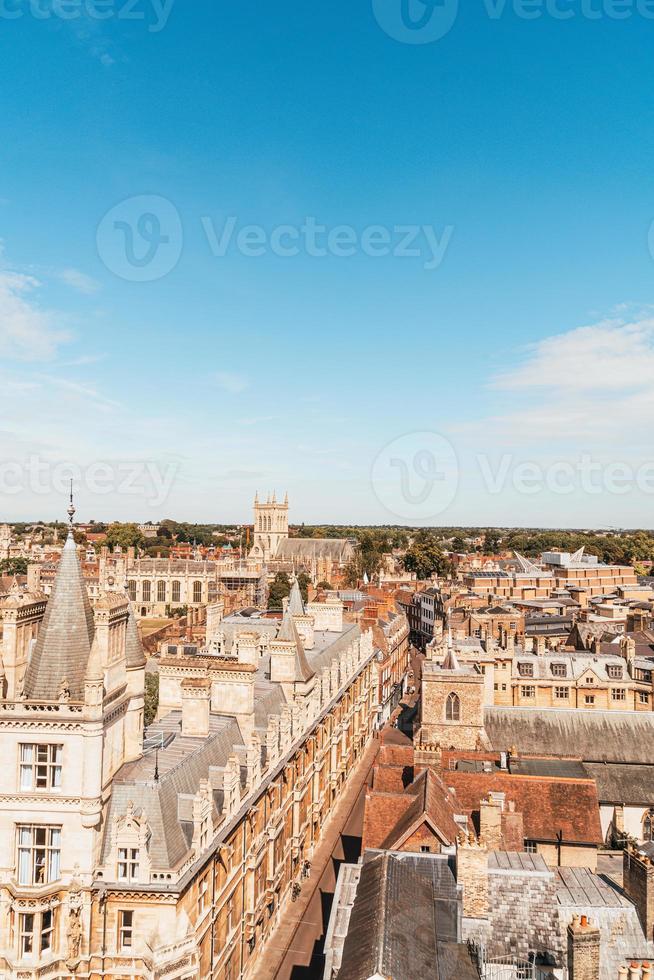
[2,3,654,525]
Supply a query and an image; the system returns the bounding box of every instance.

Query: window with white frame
[524,840,537,854]
[520,685,536,699]
[17,826,61,885]
[554,686,569,699]
[17,908,55,960]
[640,692,650,704]
[611,688,627,701]
[117,847,140,882]
[118,910,134,949]
[19,744,62,791]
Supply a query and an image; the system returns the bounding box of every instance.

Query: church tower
[250,491,289,561]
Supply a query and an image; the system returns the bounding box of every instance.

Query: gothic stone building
[0,532,381,980]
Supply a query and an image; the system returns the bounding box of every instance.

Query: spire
[67,479,76,535]
[125,603,147,669]
[284,490,288,505]
[441,644,460,671]
[254,490,259,505]
[276,609,315,682]
[272,490,277,504]
[288,577,305,616]
[23,513,95,702]
[85,632,104,683]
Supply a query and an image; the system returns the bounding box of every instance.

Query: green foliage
[0,557,28,576]
[268,572,291,609]
[297,572,311,602]
[105,523,144,552]
[144,673,159,728]
[317,580,332,590]
[403,531,452,580]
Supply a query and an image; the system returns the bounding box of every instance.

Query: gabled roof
[23,532,95,701]
[378,768,463,850]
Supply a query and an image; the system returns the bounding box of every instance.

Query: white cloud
[58,268,101,295]
[0,270,69,361]
[492,314,654,392]
[214,371,249,394]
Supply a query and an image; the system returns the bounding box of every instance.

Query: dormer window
[518,662,534,677]
[608,665,623,680]
[551,663,567,678]
[117,848,140,882]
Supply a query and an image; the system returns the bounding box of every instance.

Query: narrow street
[251,735,380,980]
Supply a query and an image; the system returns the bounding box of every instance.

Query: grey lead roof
[486,706,654,764]
[288,578,305,616]
[125,603,147,669]
[23,531,95,701]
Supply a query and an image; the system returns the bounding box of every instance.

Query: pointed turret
[23,528,95,701]
[125,604,147,669]
[441,646,461,672]
[288,577,305,617]
[275,609,315,683]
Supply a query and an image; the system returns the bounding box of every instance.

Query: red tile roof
[445,770,602,845]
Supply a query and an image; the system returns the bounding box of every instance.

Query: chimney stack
[567,915,600,980]
[181,677,211,737]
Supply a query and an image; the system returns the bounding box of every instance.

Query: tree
[451,535,467,553]
[0,557,28,576]
[483,530,502,555]
[144,673,159,728]
[105,523,144,552]
[317,580,332,591]
[268,573,291,610]
[403,532,450,580]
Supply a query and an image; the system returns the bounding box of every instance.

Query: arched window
[644,810,654,842]
[445,692,460,722]
[172,580,181,603]
[157,580,166,602]
[193,581,202,604]
[142,580,151,602]
[127,580,137,601]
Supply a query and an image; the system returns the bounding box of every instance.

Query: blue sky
[2,0,654,527]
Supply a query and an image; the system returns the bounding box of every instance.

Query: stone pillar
[456,835,488,918]
[567,915,600,980]
[624,847,654,940]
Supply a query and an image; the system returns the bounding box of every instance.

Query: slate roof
[275,538,355,561]
[584,763,654,806]
[485,706,654,765]
[337,851,478,980]
[23,531,95,701]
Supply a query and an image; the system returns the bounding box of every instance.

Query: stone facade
[624,847,654,941]
[0,511,387,980]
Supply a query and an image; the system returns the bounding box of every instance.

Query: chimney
[456,834,488,918]
[536,635,546,656]
[501,800,524,851]
[567,915,600,980]
[479,793,503,850]
[624,847,654,940]
[181,677,211,737]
